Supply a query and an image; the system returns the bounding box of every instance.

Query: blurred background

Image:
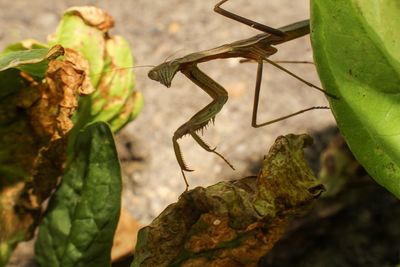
[0,0,337,265]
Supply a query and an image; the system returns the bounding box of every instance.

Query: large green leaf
[311,0,400,197]
[35,122,122,267]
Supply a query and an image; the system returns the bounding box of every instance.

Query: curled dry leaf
[132,134,324,267]
[64,6,114,32]
[62,47,94,95]
[45,44,65,61]
[20,48,93,139]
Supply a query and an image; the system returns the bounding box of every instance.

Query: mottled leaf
[131,134,323,267]
[90,35,137,128]
[108,91,143,132]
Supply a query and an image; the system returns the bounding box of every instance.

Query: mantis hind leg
[214,0,285,37]
[251,61,330,128]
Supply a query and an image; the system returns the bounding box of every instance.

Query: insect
[148,0,336,189]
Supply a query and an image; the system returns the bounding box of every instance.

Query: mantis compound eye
[148,70,159,81]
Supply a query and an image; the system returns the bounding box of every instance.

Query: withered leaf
[132,134,324,267]
[24,48,93,139]
[0,46,92,262]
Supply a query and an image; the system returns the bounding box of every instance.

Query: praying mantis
[148,0,336,188]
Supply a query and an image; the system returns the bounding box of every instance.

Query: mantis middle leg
[214,0,333,126]
[251,60,330,128]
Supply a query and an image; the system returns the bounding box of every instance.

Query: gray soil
[0,0,337,266]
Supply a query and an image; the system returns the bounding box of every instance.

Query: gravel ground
[0,0,336,265]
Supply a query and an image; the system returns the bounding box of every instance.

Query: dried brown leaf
[25,48,92,139]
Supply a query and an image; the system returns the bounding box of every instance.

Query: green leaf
[35,122,122,267]
[90,36,137,127]
[0,39,48,54]
[311,0,400,197]
[0,45,63,78]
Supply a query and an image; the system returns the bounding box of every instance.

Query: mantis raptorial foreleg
[148,0,336,188]
[173,65,235,187]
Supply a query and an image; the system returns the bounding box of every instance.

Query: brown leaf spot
[65,6,114,32]
[185,214,236,253]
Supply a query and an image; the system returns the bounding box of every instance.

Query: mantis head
[148,60,180,88]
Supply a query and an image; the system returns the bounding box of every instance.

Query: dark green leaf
[35,122,122,267]
[0,69,27,99]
